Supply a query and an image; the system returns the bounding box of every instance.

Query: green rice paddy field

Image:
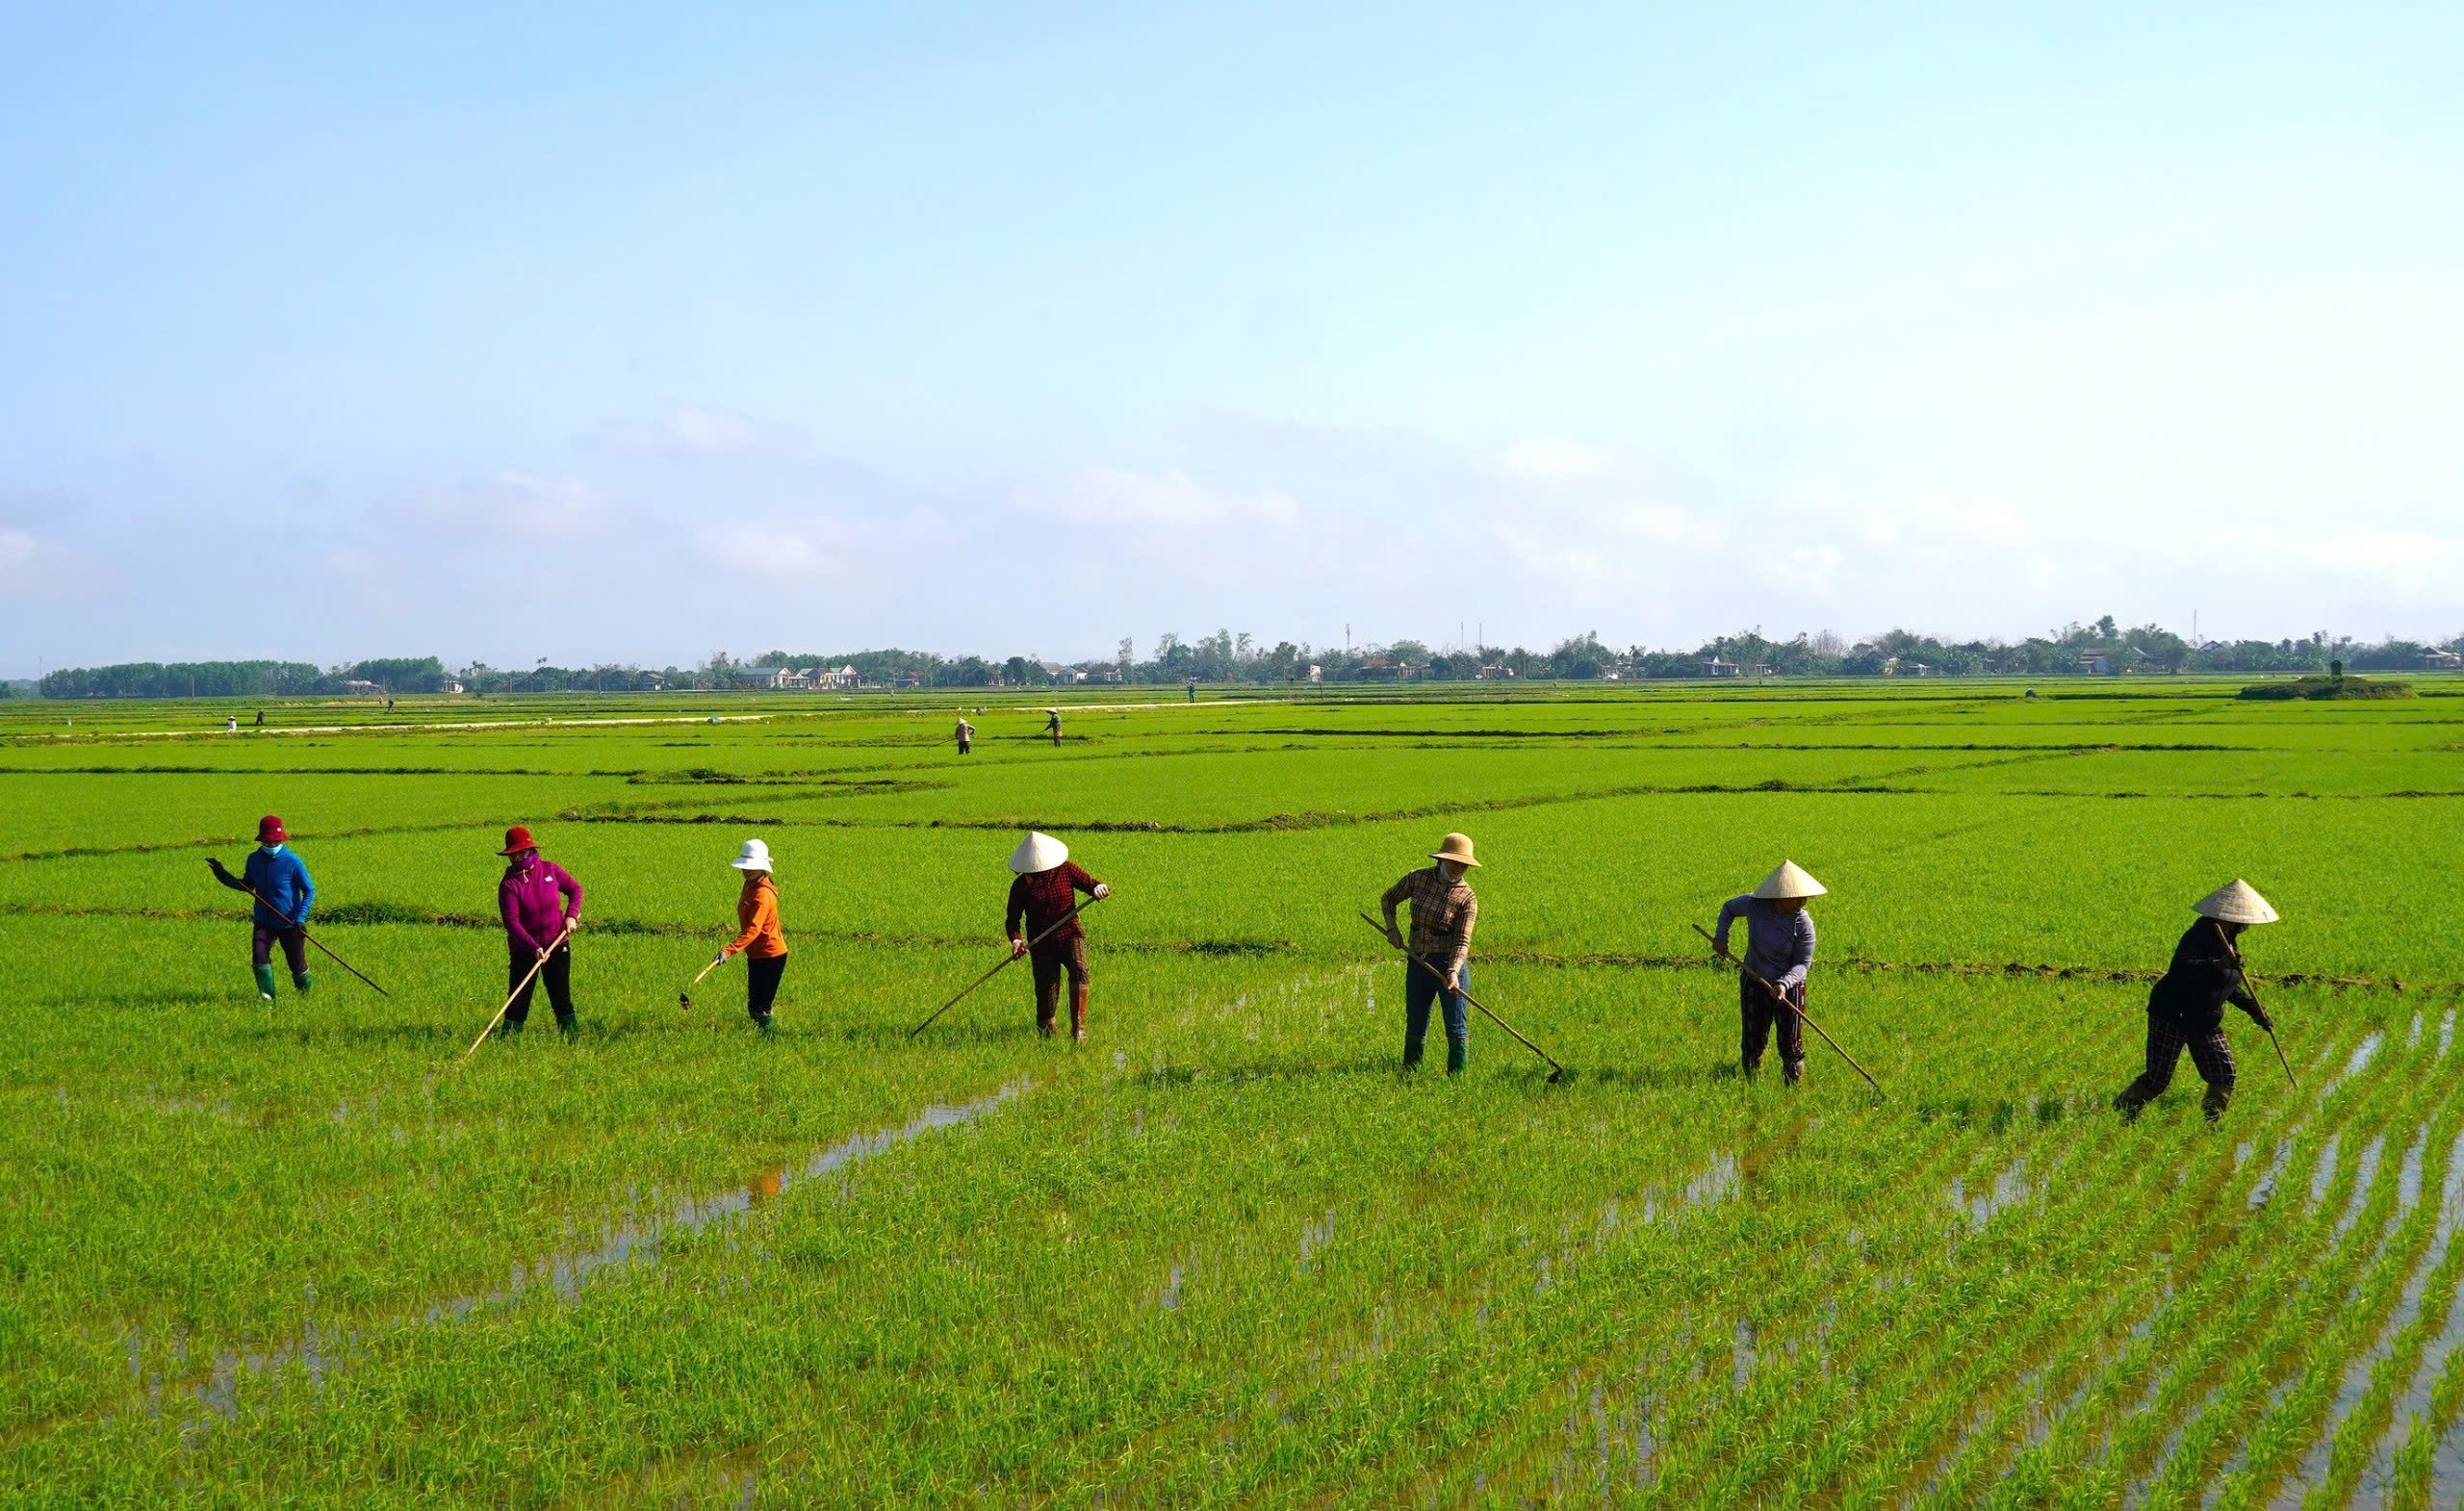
[4,679,2463,1508]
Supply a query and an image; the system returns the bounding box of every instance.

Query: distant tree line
[27,618,2464,698]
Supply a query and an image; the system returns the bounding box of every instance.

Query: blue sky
[4,2,2459,672]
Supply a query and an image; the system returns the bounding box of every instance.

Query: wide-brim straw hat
[1429,832,1480,868]
[498,825,539,856]
[731,838,773,872]
[1011,831,1069,873]
[2194,878,2278,925]
[1753,859,1827,900]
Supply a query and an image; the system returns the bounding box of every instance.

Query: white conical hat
[2193,879,2278,925]
[731,838,773,872]
[1753,859,1827,900]
[1010,831,1069,873]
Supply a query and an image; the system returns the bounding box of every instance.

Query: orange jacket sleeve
[725,883,777,957]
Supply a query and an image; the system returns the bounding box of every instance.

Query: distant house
[1902,661,1933,678]
[815,665,860,690]
[1039,663,1088,684]
[1474,664,1513,679]
[1703,657,1742,679]
[343,679,380,695]
[2078,653,2115,676]
[732,667,809,690]
[1087,663,1125,683]
[2422,649,2464,669]
[439,679,465,695]
[1353,657,1412,682]
[892,672,922,690]
[1298,664,1322,683]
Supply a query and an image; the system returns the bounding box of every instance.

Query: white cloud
[1029,467,1302,531]
[0,530,33,582]
[1597,501,1727,548]
[587,405,808,458]
[1500,439,1613,483]
[700,524,836,580]
[413,472,613,542]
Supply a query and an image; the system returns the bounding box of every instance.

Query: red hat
[499,825,539,857]
[256,814,288,844]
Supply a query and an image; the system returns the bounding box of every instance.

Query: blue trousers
[1403,957,1470,1073]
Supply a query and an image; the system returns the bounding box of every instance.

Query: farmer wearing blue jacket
[207,814,316,1001]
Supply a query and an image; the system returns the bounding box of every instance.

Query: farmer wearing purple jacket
[496,825,584,1038]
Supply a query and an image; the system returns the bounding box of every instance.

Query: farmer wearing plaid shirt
[2114,880,2279,1123]
[1714,860,1824,1085]
[1381,832,1481,1074]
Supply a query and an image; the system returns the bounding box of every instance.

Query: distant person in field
[225,716,238,732]
[253,709,265,726]
[2112,880,2278,1123]
[712,839,786,1034]
[496,825,583,1039]
[955,716,974,755]
[1044,708,1064,746]
[1713,861,1823,1085]
[1381,832,1481,1074]
[1187,679,1196,703]
[1006,831,1110,1039]
[207,814,315,1002]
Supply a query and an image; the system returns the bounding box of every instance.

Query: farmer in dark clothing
[207,814,315,1001]
[1044,709,1064,747]
[1714,860,1823,1084]
[1006,831,1110,1039]
[955,716,974,755]
[1380,832,1481,1074]
[496,825,583,1037]
[2114,880,2279,1122]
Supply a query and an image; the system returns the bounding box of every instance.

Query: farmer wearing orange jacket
[709,839,788,1033]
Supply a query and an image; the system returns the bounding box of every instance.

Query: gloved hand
[1092,883,1111,900]
[207,858,232,882]
[1012,937,1028,960]
[713,951,730,967]
[2253,1008,2275,1033]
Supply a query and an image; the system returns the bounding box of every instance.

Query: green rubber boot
[253,964,277,1001]
[292,971,312,994]
[1446,1041,1467,1076]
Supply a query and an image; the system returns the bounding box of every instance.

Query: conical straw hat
[1753,859,1827,900]
[1429,832,1480,868]
[1010,832,1069,874]
[2193,879,2278,925]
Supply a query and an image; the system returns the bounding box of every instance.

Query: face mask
[260,842,283,854]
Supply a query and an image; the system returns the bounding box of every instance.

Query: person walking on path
[1044,708,1064,747]
[207,814,315,1002]
[1006,832,1110,1039]
[1186,679,1197,704]
[1380,832,1481,1074]
[2113,880,2279,1123]
[955,716,974,756]
[1714,860,1823,1085]
[711,839,788,1033]
[497,825,584,1038]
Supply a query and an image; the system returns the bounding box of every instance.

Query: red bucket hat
[256,814,288,844]
[498,825,539,857]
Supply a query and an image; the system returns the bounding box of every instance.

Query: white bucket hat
[1753,859,1827,900]
[2194,878,2278,925]
[1429,832,1480,868]
[1010,831,1069,874]
[731,838,774,873]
